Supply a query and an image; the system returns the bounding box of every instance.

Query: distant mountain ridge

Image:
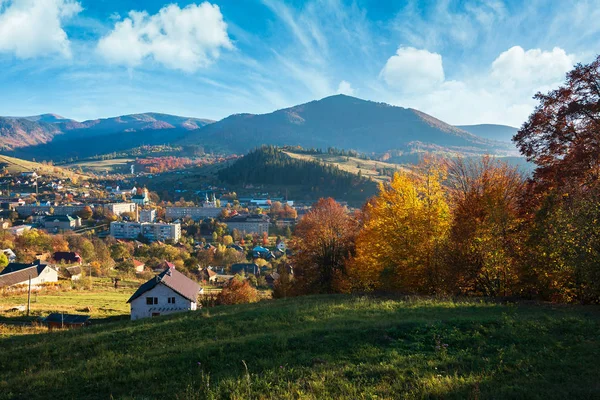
[456,124,518,143]
[2,95,518,161]
[180,95,516,156]
[0,113,215,157]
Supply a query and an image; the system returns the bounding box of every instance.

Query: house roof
[231,263,259,275]
[65,266,82,276]
[46,215,78,222]
[132,259,145,267]
[202,268,217,277]
[0,262,48,288]
[53,252,81,263]
[43,313,90,324]
[127,267,201,303]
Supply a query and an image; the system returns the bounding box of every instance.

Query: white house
[127,266,202,320]
[1,249,17,263]
[0,261,58,288]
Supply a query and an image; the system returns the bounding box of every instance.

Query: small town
[0,168,306,323]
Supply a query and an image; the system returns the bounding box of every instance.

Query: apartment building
[165,206,223,220]
[139,209,156,223]
[225,214,270,235]
[105,203,137,216]
[110,221,181,242]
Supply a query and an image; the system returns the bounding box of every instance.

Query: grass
[0,277,140,322]
[0,295,599,399]
[0,154,88,180]
[284,151,410,183]
[64,157,136,174]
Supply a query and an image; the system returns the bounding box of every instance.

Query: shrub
[217,277,259,305]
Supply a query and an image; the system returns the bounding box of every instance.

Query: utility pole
[27,274,31,317]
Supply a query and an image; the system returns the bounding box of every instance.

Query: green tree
[0,252,8,268]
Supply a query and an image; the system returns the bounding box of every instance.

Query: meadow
[0,295,598,399]
[0,277,140,332]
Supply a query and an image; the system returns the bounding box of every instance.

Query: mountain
[0,113,215,160]
[0,117,62,150]
[456,124,519,143]
[1,96,519,162]
[6,113,73,124]
[181,95,516,156]
[51,112,215,142]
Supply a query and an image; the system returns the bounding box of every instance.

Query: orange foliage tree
[217,277,259,305]
[290,198,360,294]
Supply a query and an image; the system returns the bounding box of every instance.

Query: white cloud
[336,80,355,96]
[380,47,444,93]
[490,46,575,91]
[381,45,576,126]
[0,0,82,58]
[97,2,233,72]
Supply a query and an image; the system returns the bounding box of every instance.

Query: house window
[168,297,176,304]
[146,297,158,305]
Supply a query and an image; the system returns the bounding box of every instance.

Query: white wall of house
[15,266,59,287]
[129,283,197,320]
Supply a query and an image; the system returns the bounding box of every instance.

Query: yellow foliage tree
[350,157,450,293]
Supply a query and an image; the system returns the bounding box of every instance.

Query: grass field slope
[1,295,599,399]
[0,154,87,180]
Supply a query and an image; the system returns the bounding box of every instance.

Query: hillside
[0,117,62,151]
[456,124,518,143]
[182,95,516,156]
[284,149,410,183]
[1,113,214,160]
[0,154,88,180]
[1,295,599,399]
[217,146,378,203]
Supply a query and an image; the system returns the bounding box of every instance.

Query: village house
[132,259,145,273]
[231,263,260,276]
[7,225,32,236]
[65,266,83,281]
[127,266,202,320]
[53,252,82,264]
[1,249,16,263]
[43,215,82,232]
[0,261,58,288]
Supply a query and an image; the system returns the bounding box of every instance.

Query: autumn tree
[514,54,600,193]
[0,253,8,268]
[290,198,360,294]
[445,156,525,297]
[514,54,600,303]
[217,277,259,305]
[76,206,93,220]
[350,158,449,293]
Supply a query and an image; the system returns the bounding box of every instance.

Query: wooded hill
[217,146,378,203]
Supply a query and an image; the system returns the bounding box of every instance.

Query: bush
[216,277,259,305]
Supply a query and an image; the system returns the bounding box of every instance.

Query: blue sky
[0,0,598,126]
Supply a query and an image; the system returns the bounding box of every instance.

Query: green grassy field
[0,278,140,323]
[284,151,410,183]
[0,295,598,399]
[64,157,136,174]
[0,154,88,180]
